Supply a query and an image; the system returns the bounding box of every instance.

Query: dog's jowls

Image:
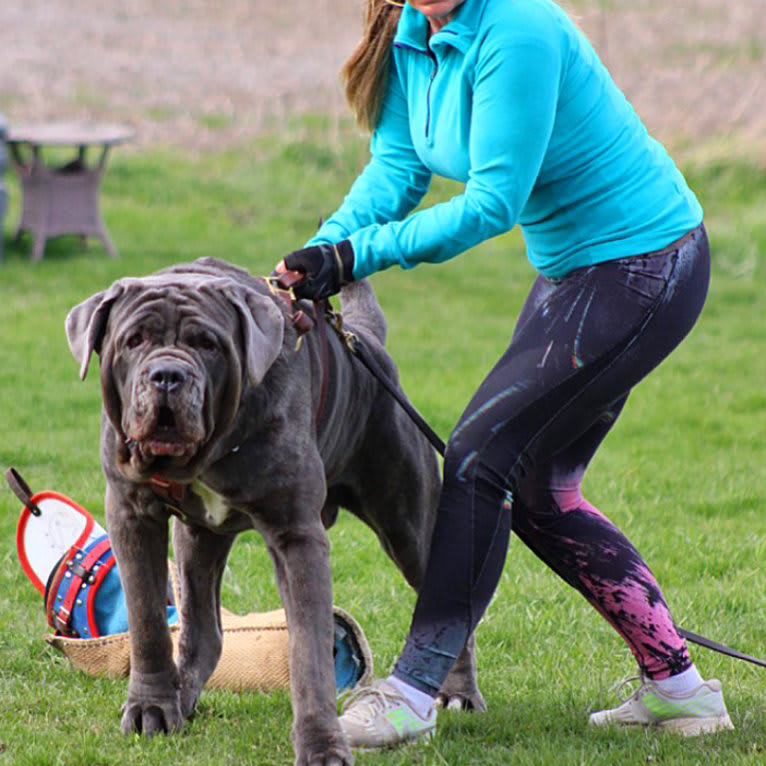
[65,257,483,765]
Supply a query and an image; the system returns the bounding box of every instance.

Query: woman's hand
[273,241,355,300]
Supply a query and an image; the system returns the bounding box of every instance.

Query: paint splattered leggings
[394,224,711,696]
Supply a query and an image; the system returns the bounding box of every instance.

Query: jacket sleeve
[348,21,562,279]
[304,60,432,255]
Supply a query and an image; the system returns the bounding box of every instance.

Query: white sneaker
[589,675,734,735]
[339,679,436,750]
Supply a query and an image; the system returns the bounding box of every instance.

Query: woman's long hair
[341,0,403,132]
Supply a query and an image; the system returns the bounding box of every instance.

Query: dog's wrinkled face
[109,288,234,470]
[66,272,285,480]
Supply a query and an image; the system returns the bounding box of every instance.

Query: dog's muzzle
[126,358,206,462]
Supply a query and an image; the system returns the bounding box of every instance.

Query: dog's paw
[122,699,184,737]
[179,685,201,720]
[121,670,183,736]
[296,747,354,766]
[121,699,184,736]
[293,729,353,766]
[435,689,487,711]
[437,647,487,712]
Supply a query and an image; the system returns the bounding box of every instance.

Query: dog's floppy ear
[65,282,125,380]
[222,284,284,385]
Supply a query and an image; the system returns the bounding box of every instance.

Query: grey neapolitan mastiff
[65,258,483,765]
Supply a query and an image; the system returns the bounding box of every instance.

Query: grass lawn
[0,119,764,765]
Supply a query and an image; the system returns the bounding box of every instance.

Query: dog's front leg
[172,519,236,718]
[261,512,352,766]
[106,485,182,736]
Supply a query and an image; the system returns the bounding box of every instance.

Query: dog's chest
[153,476,250,533]
[190,480,232,527]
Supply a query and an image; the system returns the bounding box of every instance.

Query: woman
[275,0,733,749]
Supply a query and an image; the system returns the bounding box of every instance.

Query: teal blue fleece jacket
[307,0,702,280]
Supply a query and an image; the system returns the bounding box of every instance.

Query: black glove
[281,241,355,300]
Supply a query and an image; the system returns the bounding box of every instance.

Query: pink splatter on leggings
[513,454,690,680]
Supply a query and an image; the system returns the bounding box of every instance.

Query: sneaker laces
[609,675,646,704]
[340,682,406,723]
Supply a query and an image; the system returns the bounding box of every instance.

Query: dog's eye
[125,332,143,349]
[189,334,218,352]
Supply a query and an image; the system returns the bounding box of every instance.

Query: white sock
[386,675,435,718]
[652,664,704,695]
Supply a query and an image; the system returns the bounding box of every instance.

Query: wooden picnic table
[6,122,134,261]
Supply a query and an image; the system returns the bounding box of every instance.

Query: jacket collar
[394,0,486,54]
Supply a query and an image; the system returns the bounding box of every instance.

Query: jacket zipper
[395,30,458,141]
[425,49,438,141]
[425,30,457,141]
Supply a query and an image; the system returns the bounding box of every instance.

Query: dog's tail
[339,280,387,345]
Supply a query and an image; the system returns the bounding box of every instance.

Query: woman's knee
[515,468,585,517]
[443,438,514,507]
[443,426,484,484]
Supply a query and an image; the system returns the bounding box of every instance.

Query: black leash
[340,330,765,669]
[346,333,446,456]
[676,629,766,669]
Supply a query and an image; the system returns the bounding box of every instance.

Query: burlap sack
[45,604,372,692]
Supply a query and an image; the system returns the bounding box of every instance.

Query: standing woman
[275,0,733,749]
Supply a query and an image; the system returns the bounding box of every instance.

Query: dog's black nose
[148,364,187,392]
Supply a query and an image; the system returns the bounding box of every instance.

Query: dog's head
[65,264,284,480]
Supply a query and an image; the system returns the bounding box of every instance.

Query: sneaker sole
[589,714,735,736]
[350,727,435,752]
[658,714,735,736]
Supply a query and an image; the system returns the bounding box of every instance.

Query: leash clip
[324,306,358,352]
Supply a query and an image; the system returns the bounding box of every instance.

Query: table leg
[31,232,48,262]
[98,228,119,259]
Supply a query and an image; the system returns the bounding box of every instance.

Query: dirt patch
[0,0,763,153]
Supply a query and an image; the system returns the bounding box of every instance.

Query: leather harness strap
[150,475,186,505]
[45,536,115,637]
[261,273,331,430]
[6,466,42,517]
[312,298,331,434]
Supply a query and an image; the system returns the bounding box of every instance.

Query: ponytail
[341,0,403,132]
